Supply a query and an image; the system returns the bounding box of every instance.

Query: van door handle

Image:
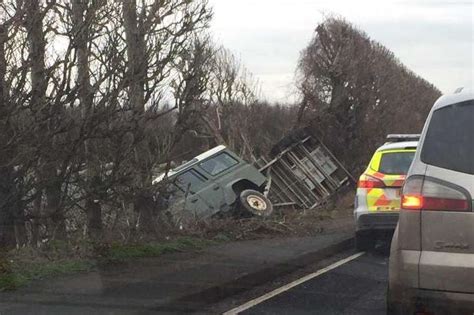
[190,198,198,204]
[213,185,220,191]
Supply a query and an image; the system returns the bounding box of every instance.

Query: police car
[354,134,419,250]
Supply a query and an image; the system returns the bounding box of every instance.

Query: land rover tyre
[239,190,273,217]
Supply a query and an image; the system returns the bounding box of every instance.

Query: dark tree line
[0,0,295,249]
[0,8,442,249]
[297,17,441,175]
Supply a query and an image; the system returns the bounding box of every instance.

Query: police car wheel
[239,190,273,217]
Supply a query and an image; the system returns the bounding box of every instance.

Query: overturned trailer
[256,128,355,209]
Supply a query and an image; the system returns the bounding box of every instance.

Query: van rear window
[421,100,474,174]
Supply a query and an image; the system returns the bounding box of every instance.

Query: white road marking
[223,252,365,315]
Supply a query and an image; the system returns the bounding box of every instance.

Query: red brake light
[358,175,385,189]
[402,176,471,212]
[423,196,470,211]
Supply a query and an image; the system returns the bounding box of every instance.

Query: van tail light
[358,175,385,189]
[402,176,471,212]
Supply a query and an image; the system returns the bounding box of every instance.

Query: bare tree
[205,47,262,158]
[297,17,441,174]
[120,0,212,233]
[0,1,18,248]
[23,0,69,240]
[169,38,297,162]
[65,0,108,239]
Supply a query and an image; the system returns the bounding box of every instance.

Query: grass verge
[102,237,217,262]
[0,237,217,291]
[0,259,94,291]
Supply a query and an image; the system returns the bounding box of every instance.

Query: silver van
[388,88,474,314]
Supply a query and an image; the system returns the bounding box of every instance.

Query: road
[1,230,389,315]
[225,243,391,315]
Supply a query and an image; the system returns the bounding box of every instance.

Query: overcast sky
[208,0,473,103]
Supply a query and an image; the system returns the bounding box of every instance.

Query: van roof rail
[386,134,420,142]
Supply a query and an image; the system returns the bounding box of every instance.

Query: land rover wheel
[239,190,273,217]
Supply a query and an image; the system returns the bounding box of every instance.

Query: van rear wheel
[239,190,273,217]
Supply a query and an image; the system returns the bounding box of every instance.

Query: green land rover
[153,145,273,224]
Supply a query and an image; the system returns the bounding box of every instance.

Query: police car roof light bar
[386,134,420,142]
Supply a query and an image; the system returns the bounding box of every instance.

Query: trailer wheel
[239,189,273,217]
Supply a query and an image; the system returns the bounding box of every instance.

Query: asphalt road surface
[234,245,390,315]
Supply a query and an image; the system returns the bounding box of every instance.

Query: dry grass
[184,204,353,241]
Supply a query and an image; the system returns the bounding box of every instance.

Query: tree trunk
[25,0,47,106]
[30,193,42,247]
[25,0,66,240]
[14,214,28,247]
[0,19,17,249]
[122,0,146,113]
[71,0,103,240]
[45,177,66,240]
[0,170,16,249]
[134,191,155,235]
[122,0,154,234]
